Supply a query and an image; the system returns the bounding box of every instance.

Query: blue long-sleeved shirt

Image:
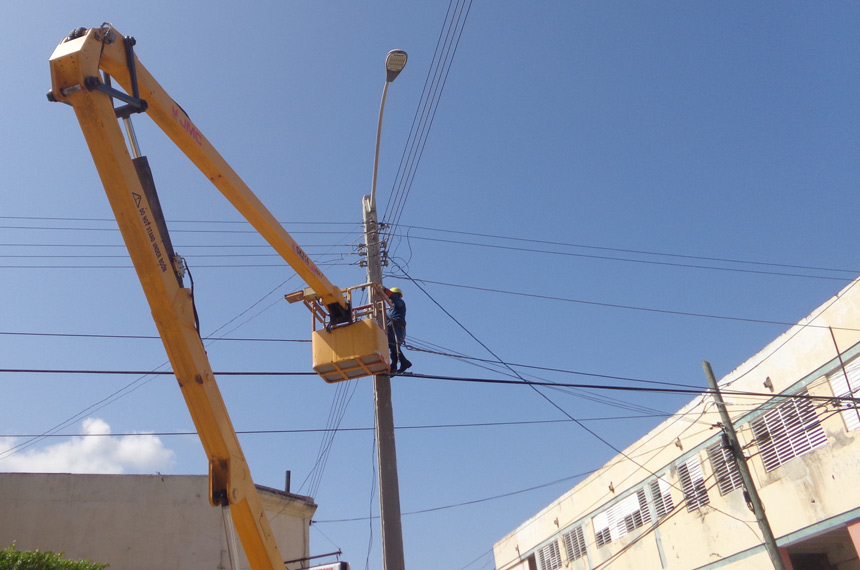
[387,294,406,324]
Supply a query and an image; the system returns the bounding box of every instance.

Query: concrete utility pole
[702,361,786,570]
[362,49,408,570]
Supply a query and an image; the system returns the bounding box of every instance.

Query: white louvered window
[537,540,562,570]
[594,515,612,548]
[649,476,674,517]
[677,456,709,511]
[750,390,828,472]
[592,488,651,547]
[706,442,743,495]
[562,526,587,561]
[828,358,860,432]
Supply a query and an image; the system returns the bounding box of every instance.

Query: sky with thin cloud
[0,418,175,474]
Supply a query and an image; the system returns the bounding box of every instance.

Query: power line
[0,366,169,460]
[0,224,358,236]
[0,271,311,459]
[300,378,361,498]
[381,0,474,244]
[406,342,707,390]
[2,237,851,281]
[0,325,696,422]
[386,266,844,431]
[5,218,857,281]
[0,215,359,225]
[314,469,596,524]
[0,243,338,249]
[406,337,672,417]
[2,369,854,403]
[491,436,764,570]
[0,260,356,269]
[3,327,846,426]
[391,234,853,282]
[315,420,754,570]
[398,277,860,332]
[0,329,800,395]
[412,372,860,403]
[0,251,355,260]
[0,416,678,439]
[395,225,859,276]
[393,262,808,550]
[3,215,853,277]
[0,369,311,376]
[0,331,309,342]
[722,278,860,389]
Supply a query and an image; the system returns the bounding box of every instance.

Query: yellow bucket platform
[312,318,390,383]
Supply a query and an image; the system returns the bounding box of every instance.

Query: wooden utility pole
[702,361,786,570]
[363,194,405,570]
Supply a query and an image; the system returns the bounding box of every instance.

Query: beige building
[495,278,860,570]
[0,473,316,570]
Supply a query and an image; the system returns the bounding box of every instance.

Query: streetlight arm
[370,80,391,210]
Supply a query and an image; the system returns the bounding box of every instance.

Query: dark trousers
[387,323,411,371]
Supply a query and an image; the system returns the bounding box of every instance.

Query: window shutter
[751,391,828,472]
[592,487,651,547]
[650,476,674,517]
[706,442,743,495]
[562,526,587,561]
[828,358,860,432]
[678,455,709,511]
[593,511,612,547]
[537,540,562,570]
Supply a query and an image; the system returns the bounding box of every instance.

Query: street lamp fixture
[386,50,408,82]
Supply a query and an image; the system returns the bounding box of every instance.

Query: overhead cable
[381,0,474,247]
[398,277,860,332]
[395,225,858,276]
[3,369,854,403]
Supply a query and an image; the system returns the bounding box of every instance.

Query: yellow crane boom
[48,24,388,569]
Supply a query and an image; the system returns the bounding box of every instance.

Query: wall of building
[0,473,316,570]
[495,278,860,570]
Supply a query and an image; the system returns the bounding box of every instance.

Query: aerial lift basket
[287,282,391,382]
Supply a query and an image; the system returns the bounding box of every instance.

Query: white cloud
[0,418,175,474]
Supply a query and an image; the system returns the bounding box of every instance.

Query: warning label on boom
[135,198,168,273]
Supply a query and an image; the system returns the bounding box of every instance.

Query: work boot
[398,359,412,373]
[389,364,398,375]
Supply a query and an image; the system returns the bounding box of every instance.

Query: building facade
[495,278,860,570]
[0,473,316,570]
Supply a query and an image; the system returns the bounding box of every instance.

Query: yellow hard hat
[389,287,403,296]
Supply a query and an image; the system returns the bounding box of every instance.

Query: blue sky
[2,2,859,569]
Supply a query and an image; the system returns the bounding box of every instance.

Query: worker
[385,287,412,374]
